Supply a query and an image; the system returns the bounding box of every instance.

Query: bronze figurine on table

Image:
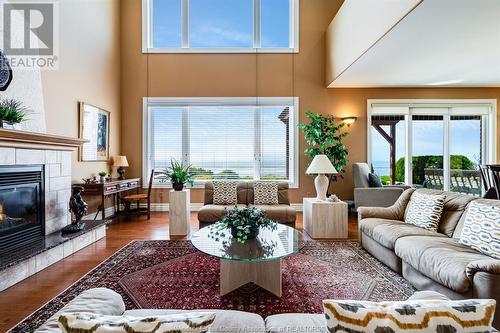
[61,186,88,234]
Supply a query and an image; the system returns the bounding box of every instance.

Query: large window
[143,0,299,53]
[368,100,497,196]
[143,97,298,187]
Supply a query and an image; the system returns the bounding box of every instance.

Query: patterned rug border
[7,239,415,332]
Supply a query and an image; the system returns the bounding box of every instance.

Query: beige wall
[42,0,121,182]
[120,0,500,204]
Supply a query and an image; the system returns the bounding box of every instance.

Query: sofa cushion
[253,181,279,205]
[395,236,492,293]
[124,309,265,333]
[405,191,445,232]
[458,201,500,259]
[203,182,249,205]
[265,313,326,333]
[249,204,296,224]
[35,288,125,333]
[410,189,478,237]
[247,181,290,205]
[198,204,247,223]
[58,312,215,333]
[359,218,446,249]
[213,181,238,205]
[323,298,496,333]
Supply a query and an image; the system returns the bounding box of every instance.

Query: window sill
[142,47,299,54]
[148,180,299,190]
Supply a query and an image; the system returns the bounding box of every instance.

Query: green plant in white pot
[156,159,194,191]
[0,99,30,129]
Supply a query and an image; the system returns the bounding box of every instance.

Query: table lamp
[113,155,129,180]
[306,155,338,201]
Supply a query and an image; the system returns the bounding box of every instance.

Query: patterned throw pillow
[212,181,238,205]
[459,201,500,259]
[254,182,279,205]
[58,312,216,333]
[323,299,496,333]
[405,191,445,232]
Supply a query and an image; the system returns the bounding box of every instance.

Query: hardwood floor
[0,212,358,332]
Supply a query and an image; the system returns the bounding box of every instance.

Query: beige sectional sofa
[358,188,500,327]
[34,288,454,333]
[197,181,296,226]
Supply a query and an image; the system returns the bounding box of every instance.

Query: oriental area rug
[9,240,415,332]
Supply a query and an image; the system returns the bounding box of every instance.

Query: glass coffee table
[191,223,305,297]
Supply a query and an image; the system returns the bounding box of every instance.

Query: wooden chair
[122,169,154,219]
[488,165,500,200]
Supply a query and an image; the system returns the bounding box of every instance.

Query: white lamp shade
[306,155,338,174]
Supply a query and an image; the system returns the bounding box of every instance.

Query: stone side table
[303,198,348,239]
[169,189,190,236]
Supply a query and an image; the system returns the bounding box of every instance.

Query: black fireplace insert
[0,165,45,253]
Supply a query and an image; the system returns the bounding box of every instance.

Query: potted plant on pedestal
[156,159,194,191]
[0,99,30,129]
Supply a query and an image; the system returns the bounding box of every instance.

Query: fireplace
[0,165,45,253]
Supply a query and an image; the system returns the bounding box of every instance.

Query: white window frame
[143,97,299,188]
[367,99,497,191]
[142,0,299,53]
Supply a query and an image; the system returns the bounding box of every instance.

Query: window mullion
[254,0,261,49]
[254,107,261,180]
[443,112,450,191]
[182,107,190,166]
[182,0,189,48]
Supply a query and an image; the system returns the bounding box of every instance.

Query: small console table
[76,178,141,219]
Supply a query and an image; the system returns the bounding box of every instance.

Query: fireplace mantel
[0,128,87,151]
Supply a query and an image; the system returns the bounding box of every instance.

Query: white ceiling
[329,0,500,88]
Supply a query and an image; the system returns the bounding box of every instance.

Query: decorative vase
[100,176,105,183]
[172,183,184,191]
[231,226,259,240]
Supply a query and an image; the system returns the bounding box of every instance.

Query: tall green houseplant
[298,112,349,183]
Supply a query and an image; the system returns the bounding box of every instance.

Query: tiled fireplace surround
[0,130,107,292]
[0,147,73,235]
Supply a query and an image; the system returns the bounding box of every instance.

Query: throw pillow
[58,312,216,333]
[368,173,383,187]
[459,201,500,259]
[212,181,238,205]
[405,191,445,232]
[323,299,496,333]
[254,182,279,205]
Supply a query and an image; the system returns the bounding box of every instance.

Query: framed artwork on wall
[79,102,110,161]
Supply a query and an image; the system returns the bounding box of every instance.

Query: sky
[152,0,290,48]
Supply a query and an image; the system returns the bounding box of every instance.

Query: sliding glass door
[411,114,445,190]
[369,101,495,196]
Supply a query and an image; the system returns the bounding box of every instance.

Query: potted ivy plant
[213,207,276,243]
[0,99,30,129]
[156,159,194,191]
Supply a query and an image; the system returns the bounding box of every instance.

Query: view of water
[372,161,390,176]
[154,160,287,179]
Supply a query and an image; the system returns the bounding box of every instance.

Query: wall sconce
[341,117,357,127]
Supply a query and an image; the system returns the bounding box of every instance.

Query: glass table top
[191,223,306,262]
